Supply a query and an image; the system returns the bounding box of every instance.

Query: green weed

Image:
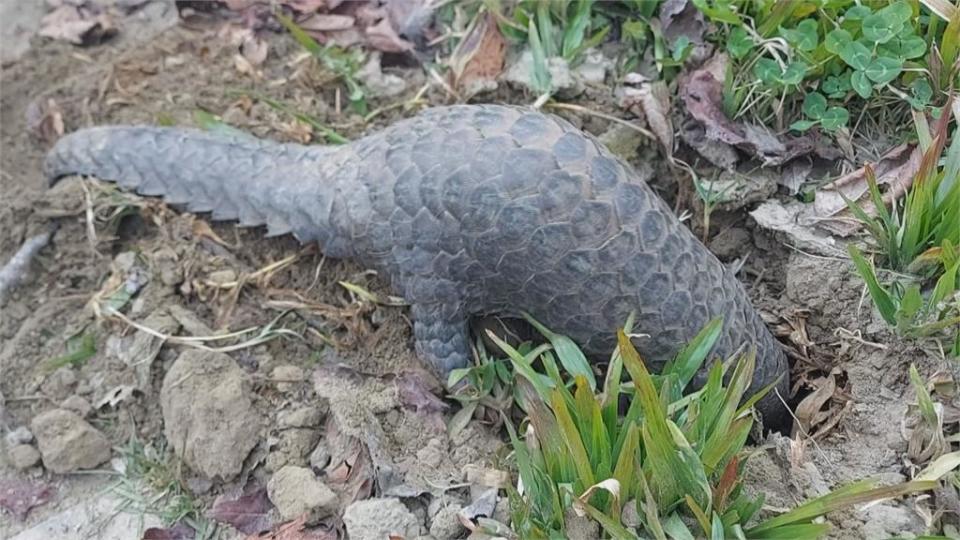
[487,317,956,538]
[275,11,369,116]
[844,98,960,338]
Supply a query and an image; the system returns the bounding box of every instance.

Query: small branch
[0,227,56,303]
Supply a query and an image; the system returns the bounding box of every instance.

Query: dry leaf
[636,81,673,159]
[0,478,56,520]
[39,4,117,46]
[298,14,355,32]
[449,14,506,95]
[209,487,274,535]
[247,514,337,540]
[365,18,414,53]
[25,98,65,145]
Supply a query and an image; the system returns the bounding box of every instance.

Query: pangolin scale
[44,104,789,422]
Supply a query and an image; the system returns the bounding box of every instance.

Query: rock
[598,123,644,162]
[357,52,407,98]
[5,426,33,446]
[573,48,611,84]
[428,503,464,540]
[40,367,77,401]
[343,498,421,540]
[31,409,111,473]
[271,365,304,393]
[862,503,924,538]
[160,350,263,481]
[60,395,92,418]
[504,49,577,95]
[277,407,323,429]
[267,465,338,522]
[564,507,600,540]
[708,227,751,260]
[8,444,42,470]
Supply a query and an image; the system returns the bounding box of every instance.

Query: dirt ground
[1,2,957,539]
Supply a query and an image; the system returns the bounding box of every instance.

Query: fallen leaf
[39,4,117,46]
[209,487,274,535]
[679,55,820,167]
[395,372,448,415]
[321,416,374,508]
[25,98,65,145]
[240,34,269,65]
[636,81,673,159]
[792,375,836,438]
[298,14,355,32]
[143,522,195,540]
[247,514,338,540]
[812,143,922,235]
[448,14,506,96]
[365,18,414,53]
[0,478,56,520]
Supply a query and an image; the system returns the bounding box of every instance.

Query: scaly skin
[45,104,789,423]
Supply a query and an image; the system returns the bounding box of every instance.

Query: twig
[545,102,655,140]
[0,227,56,303]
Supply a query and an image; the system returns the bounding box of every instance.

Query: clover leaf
[753,58,781,85]
[779,61,807,85]
[839,40,871,70]
[844,5,872,21]
[862,12,902,44]
[911,79,933,108]
[780,19,819,52]
[864,56,902,84]
[823,73,852,98]
[825,28,852,54]
[802,92,827,119]
[851,70,872,98]
[880,35,926,60]
[882,1,913,24]
[821,107,849,131]
[727,27,753,59]
[790,119,818,132]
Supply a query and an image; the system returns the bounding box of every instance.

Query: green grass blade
[848,244,898,324]
[524,313,597,390]
[612,423,639,503]
[562,0,592,59]
[488,331,556,400]
[745,523,832,539]
[661,317,723,391]
[275,11,323,56]
[550,388,596,490]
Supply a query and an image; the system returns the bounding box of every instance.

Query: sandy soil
[1,2,957,539]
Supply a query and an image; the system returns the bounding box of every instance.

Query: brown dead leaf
[240,34,269,65]
[247,514,338,540]
[298,14,355,32]
[25,98,65,145]
[322,416,374,508]
[0,478,56,520]
[679,55,819,167]
[209,487,274,535]
[448,14,506,95]
[39,4,117,46]
[143,522,196,540]
[637,81,673,159]
[791,370,850,441]
[812,143,921,235]
[365,18,414,53]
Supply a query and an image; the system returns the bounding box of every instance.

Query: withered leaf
[209,487,274,535]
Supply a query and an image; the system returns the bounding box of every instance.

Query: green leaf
[882,1,914,24]
[847,245,898,325]
[881,35,927,59]
[527,19,552,94]
[844,5,871,20]
[790,119,818,132]
[820,107,849,131]
[839,40,871,70]
[672,35,693,62]
[911,78,933,107]
[780,19,819,51]
[524,313,597,390]
[660,317,722,391]
[824,28,852,54]
[622,19,648,43]
[778,61,807,85]
[727,27,753,59]
[851,70,873,98]
[753,58,781,85]
[802,92,827,119]
[822,73,852,98]
[864,56,902,84]
[551,388,596,489]
[562,0,592,59]
[862,13,903,44]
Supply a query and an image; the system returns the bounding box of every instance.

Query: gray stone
[5,426,33,446]
[504,49,577,95]
[8,444,41,470]
[31,409,111,473]
[40,368,77,401]
[267,466,338,522]
[277,406,323,429]
[428,503,464,539]
[60,395,93,418]
[271,365,304,393]
[160,350,263,481]
[344,498,422,540]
